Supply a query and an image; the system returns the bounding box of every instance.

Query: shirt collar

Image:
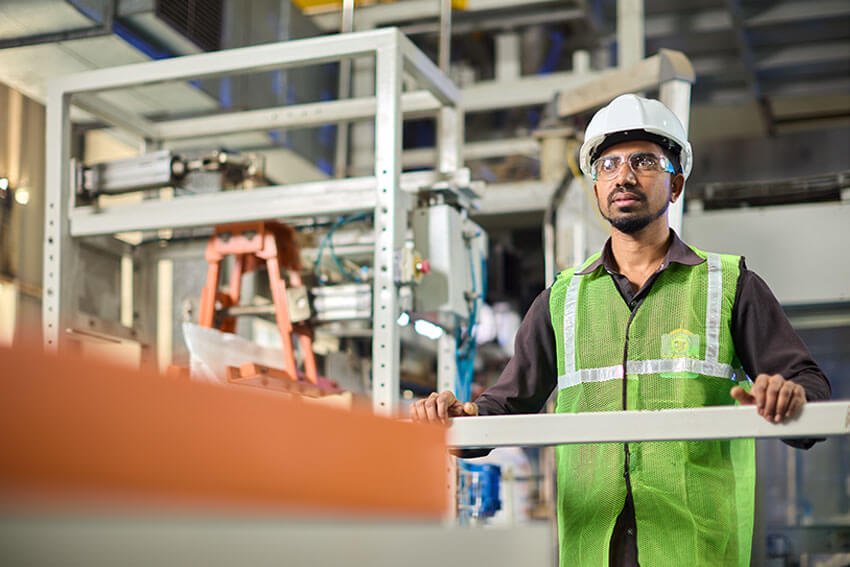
[575,229,705,276]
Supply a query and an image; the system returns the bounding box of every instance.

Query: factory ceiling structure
[0,0,848,140]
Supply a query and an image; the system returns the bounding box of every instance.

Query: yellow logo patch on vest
[661,328,700,358]
[660,328,700,378]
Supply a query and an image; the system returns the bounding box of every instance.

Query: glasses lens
[629,153,660,172]
[595,156,621,178]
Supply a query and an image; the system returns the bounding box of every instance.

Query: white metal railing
[448,400,850,448]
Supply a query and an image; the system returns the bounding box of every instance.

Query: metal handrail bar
[448,400,850,448]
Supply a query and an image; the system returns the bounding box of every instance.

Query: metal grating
[155,0,222,52]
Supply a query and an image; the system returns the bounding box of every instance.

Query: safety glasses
[592,152,676,181]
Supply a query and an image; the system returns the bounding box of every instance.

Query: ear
[669,174,685,203]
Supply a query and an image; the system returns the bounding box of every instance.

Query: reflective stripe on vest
[558,253,733,390]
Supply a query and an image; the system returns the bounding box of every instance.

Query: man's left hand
[730,373,806,423]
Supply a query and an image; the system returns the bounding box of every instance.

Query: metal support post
[572,49,591,75]
[540,133,571,287]
[134,244,159,371]
[42,87,73,352]
[437,105,462,175]
[334,0,355,179]
[438,0,452,73]
[437,333,457,394]
[617,0,644,69]
[659,79,692,235]
[371,38,404,415]
[495,32,521,82]
[350,55,377,177]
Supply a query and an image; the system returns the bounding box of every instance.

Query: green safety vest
[548,246,755,567]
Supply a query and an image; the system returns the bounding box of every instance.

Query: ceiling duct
[118,0,223,55]
[0,0,217,109]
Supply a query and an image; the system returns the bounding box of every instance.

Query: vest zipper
[622,303,639,478]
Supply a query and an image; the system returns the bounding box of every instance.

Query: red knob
[416,259,431,274]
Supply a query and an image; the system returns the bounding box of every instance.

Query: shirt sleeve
[474,288,559,416]
[731,259,832,448]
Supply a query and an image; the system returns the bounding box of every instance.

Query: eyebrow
[599,151,657,159]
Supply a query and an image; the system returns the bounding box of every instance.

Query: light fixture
[414,319,443,340]
[397,312,410,327]
[0,178,8,191]
[14,187,29,206]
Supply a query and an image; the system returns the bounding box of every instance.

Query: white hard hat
[579,94,693,180]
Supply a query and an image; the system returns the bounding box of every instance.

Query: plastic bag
[182,322,286,383]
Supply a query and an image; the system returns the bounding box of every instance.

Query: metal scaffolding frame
[43,28,464,415]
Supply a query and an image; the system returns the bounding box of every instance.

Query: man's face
[592,140,684,235]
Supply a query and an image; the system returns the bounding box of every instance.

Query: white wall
[683,201,850,305]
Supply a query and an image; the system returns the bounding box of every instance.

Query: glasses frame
[591,151,677,181]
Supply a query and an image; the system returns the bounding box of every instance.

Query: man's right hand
[409,391,478,424]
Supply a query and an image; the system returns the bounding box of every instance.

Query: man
[410,94,831,566]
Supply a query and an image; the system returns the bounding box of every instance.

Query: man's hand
[409,391,479,424]
[730,373,806,423]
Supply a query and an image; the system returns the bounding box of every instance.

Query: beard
[599,187,670,234]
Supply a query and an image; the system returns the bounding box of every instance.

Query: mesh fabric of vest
[549,249,755,567]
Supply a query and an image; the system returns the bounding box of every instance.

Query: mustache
[608,186,647,207]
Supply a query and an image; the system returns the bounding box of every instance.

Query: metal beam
[0,25,111,50]
[72,93,160,142]
[465,71,598,113]
[473,180,556,215]
[400,137,540,169]
[756,41,850,70]
[448,401,850,448]
[746,0,850,27]
[0,0,115,50]
[638,2,850,38]
[644,9,732,39]
[766,76,850,98]
[51,28,401,94]
[69,170,471,237]
[155,92,442,140]
[398,32,460,105]
[556,49,695,117]
[309,0,570,31]
[399,7,585,36]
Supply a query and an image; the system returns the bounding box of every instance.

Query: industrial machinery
[43,28,485,414]
[457,461,503,525]
[76,149,265,200]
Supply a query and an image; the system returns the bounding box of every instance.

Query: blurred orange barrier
[0,343,448,519]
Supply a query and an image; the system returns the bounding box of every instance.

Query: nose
[612,160,638,184]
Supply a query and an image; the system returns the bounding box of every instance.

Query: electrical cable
[313,211,371,284]
[455,231,487,402]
